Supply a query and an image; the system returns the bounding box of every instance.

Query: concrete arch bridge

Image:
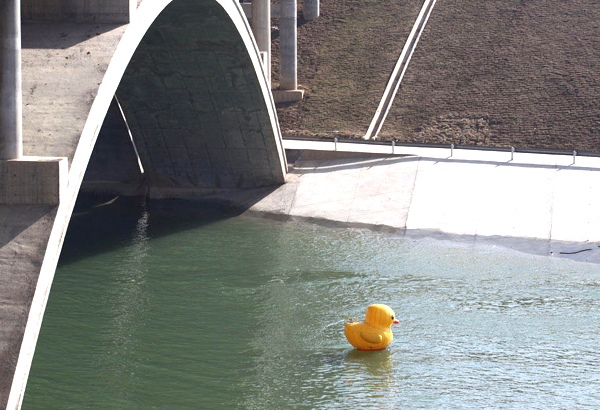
[0,1,286,408]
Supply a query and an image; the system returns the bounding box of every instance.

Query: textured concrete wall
[21,0,135,23]
[0,204,57,410]
[117,0,286,190]
[21,22,128,166]
[0,158,67,205]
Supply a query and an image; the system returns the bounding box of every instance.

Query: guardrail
[284,135,600,163]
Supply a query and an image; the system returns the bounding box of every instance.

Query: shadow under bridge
[109,0,286,194]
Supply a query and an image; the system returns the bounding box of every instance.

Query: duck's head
[365,304,399,328]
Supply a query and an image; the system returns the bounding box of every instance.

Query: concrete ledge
[273,89,304,103]
[0,157,68,205]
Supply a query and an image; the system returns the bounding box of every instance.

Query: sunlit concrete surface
[248,140,600,263]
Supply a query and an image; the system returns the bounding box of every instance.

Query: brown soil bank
[272,0,424,138]
[276,0,600,153]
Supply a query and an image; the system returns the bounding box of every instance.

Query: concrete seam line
[114,95,145,175]
[403,156,422,231]
[347,163,366,223]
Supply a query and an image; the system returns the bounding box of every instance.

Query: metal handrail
[283,135,600,158]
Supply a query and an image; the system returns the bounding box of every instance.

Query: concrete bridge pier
[0,0,67,206]
[274,0,304,103]
[303,0,319,21]
[0,0,23,160]
[251,0,271,86]
[279,0,297,91]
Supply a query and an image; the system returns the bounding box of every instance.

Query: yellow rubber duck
[344,304,399,351]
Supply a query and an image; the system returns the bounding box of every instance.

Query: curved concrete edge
[6,5,162,406]
[220,0,288,183]
[6,1,285,408]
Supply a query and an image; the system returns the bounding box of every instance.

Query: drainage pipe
[0,0,23,159]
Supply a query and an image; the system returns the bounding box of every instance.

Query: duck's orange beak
[393,319,399,324]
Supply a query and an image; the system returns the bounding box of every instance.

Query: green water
[23,200,600,409]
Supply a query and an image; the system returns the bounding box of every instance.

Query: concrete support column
[279,0,297,90]
[303,0,319,21]
[251,0,271,86]
[0,0,23,159]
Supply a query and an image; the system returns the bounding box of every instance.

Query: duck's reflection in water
[343,348,394,378]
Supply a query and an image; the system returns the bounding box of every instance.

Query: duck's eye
[391,315,395,320]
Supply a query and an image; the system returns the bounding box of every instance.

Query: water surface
[23,200,600,409]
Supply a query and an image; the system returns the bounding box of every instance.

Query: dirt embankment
[272,0,600,153]
[271,0,423,138]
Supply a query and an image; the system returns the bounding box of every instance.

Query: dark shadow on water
[58,189,276,266]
